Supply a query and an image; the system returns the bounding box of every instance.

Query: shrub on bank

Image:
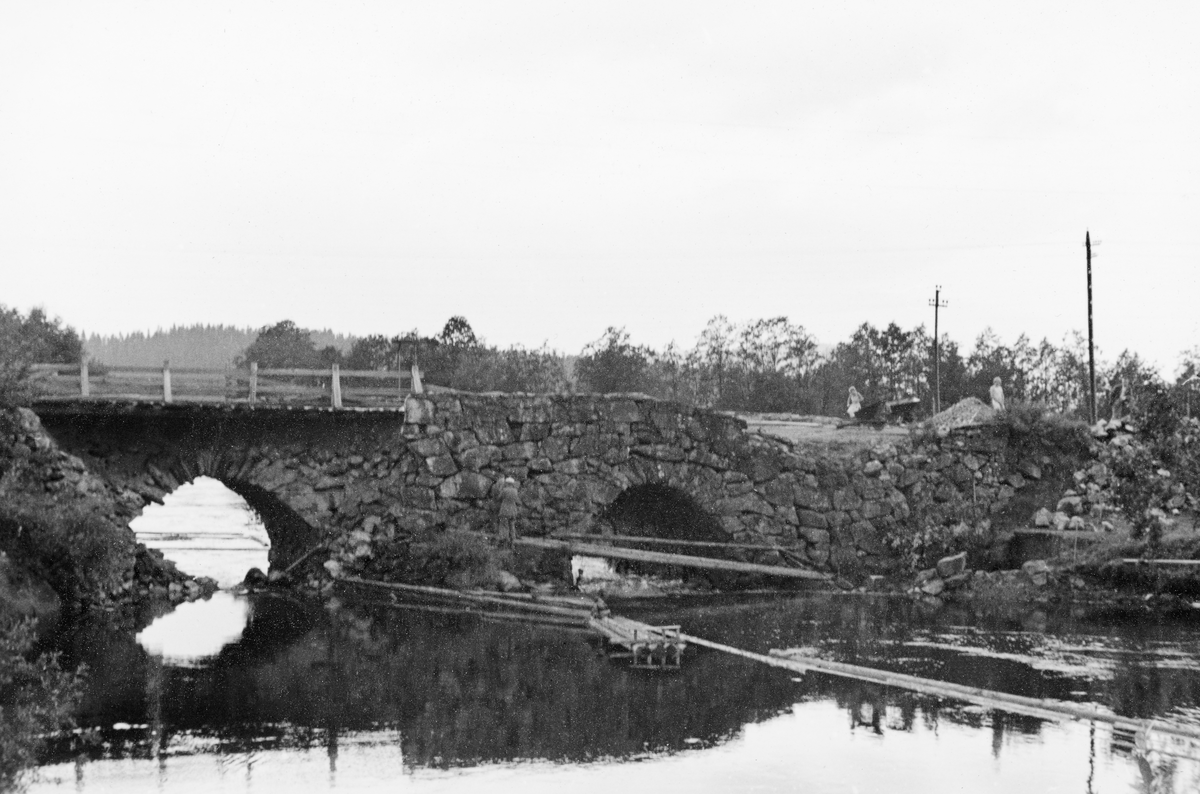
[371,529,513,590]
[0,503,135,610]
[0,618,83,792]
[995,401,1092,458]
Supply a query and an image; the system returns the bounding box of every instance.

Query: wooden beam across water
[515,537,831,581]
[680,632,1200,743]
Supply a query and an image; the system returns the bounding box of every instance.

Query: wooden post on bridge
[411,363,423,394]
[79,359,89,397]
[248,362,258,403]
[331,363,343,408]
[162,360,172,403]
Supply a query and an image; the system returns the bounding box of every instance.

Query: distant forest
[85,325,356,368]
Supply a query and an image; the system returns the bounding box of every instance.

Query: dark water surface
[29,588,1200,793]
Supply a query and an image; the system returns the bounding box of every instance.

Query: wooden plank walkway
[336,575,686,668]
[589,615,686,669]
[515,537,831,581]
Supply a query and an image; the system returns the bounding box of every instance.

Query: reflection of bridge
[30,360,421,408]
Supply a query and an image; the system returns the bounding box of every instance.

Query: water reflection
[31,593,1200,793]
[136,592,251,665]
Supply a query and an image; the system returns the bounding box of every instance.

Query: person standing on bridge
[846,386,862,419]
[497,476,521,546]
[989,377,1006,411]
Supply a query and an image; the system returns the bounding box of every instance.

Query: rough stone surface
[936,551,967,579]
[29,396,1054,583]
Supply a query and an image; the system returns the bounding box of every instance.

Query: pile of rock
[912,551,971,595]
[926,398,996,434]
[129,546,217,604]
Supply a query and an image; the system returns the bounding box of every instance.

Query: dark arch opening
[599,483,726,542]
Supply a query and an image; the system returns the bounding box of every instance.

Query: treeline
[576,317,1200,422]
[84,325,354,368]
[9,304,1199,421]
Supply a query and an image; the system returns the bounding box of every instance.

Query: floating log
[1119,558,1200,566]
[515,537,831,581]
[1012,528,1107,540]
[680,632,1200,741]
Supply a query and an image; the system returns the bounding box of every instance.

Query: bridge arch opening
[600,482,726,542]
[590,483,731,587]
[131,477,271,588]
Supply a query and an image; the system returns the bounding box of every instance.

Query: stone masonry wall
[34,396,1047,582]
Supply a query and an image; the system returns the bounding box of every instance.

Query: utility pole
[929,286,948,414]
[1086,231,1096,424]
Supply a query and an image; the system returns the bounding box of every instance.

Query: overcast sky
[2,2,1197,372]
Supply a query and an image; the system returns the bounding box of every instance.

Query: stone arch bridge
[33,394,926,578]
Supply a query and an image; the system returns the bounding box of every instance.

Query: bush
[399,529,511,589]
[994,400,1091,457]
[0,618,82,792]
[0,503,135,609]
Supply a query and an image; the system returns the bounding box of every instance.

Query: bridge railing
[28,361,423,408]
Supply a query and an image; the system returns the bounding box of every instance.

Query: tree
[0,306,83,406]
[450,344,570,393]
[576,327,651,393]
[346,335,399,371]
[240,321,322,369]
[438,316,478,349]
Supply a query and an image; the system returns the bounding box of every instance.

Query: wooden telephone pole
[929,286,948,414]
[1086,232,1097,424]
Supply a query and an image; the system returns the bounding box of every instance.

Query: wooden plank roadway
[515,536,831,581]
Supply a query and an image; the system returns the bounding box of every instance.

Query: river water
[27,480,1200,793]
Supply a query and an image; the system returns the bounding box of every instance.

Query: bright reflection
[29,704,1198,794]
[131,476,270,587]
[135,592,250,665]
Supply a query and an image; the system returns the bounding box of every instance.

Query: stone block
[459,445,498,471]
[1006,473,1026,489]
[474,422,514,446]
[797,509,828,529]
[410,438,448,458]
[553,458,583,475]
[606,400,642,424]
[862,460,884,476]
[426,455,457,477]
[404,396,435,424]
[632,444,686,462]
[799,526,830,545]
[920,578,945,596]
[502,442,538,461]
[762,477,796,507]
[519,423,552,442]
[860,500,888,520]
[936,551,967,578]
[1033,507,1053,526]
[1017,460,1042,480]
[795,485,832,511]
[831,489,861,511]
